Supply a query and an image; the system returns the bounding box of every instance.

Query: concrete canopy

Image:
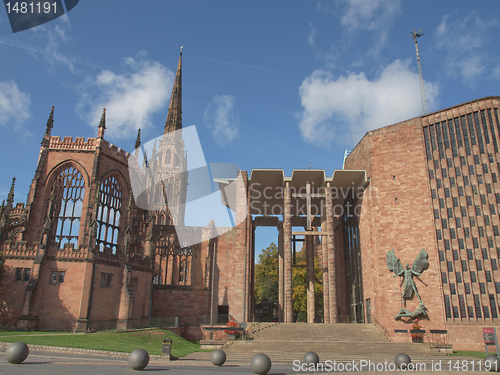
[248,169,367,217]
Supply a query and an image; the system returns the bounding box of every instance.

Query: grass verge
[450,351,498,359]
[0,329,209,357]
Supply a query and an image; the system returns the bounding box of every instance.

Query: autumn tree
[254,242,278,305]
[254,242,323,322]
[292,247,323,322]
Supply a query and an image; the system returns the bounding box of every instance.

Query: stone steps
[217,323,448,363]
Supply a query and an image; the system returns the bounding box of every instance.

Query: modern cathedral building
[1,50,499,350]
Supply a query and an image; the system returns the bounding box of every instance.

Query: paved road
[0,349,491,374]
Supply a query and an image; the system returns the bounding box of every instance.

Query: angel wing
[411,249,429,274]
[386,249,404,274]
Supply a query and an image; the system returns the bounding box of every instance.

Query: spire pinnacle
[99,108,106,129]
[6,177,15,210]
[164,49,182,134]
[135,129,141,150]
[97,108,106,138]
[45,105,54,136]
[143,148,148,168]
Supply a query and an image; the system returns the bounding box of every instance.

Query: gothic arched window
[54,166,85,249]
[178,246,192,285]
[96,176,122,254]
[179,259,188,284]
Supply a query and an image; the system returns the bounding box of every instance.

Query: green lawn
[0,331,74,336]
[451,351,499,359]
[0,329,209,357]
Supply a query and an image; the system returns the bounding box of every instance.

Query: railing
[428,329,451,354]
[200,314,245,343]
[247,314,261,340]
[336,314,364,323]
[370,314,393,342]
[87,314,231,332]
[87,316,178,332]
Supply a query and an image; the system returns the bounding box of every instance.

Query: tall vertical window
[179,259,188,284]
[96,176,122,254]
[55,166,85,249]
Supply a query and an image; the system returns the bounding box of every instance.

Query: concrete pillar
[321,205,330,323]
[278,222,284,322]
[250,224,256,320]
[326,183,337,323]
[284,182,293,322]
[306,234,315,323]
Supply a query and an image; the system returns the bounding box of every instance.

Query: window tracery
[54,166,85,249]
[96,176,122,254]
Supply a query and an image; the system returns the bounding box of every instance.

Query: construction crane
[410,28,428,115]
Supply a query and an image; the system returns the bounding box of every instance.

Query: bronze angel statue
[387,249,429,310]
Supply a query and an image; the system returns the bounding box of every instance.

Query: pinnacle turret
[97,108,106,138]
[41,106,55,146]
[5,177,15,211]
[135,129,141,150]
[45,106,54,136]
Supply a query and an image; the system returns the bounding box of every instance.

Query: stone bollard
[5,342,29,364]
[484,355,500,372]
[128,348,149,371]
[251,353,272,375]
[303,351,319,366]
[395,353,411,370]
[210,349,226,366]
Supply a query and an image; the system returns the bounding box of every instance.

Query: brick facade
[345,96,500,351]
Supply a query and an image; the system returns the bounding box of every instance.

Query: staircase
[217,323,448,363]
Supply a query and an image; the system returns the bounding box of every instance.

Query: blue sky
[1,1,500,253]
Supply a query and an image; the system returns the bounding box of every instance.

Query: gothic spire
[163,47,183,134]
[97,108,106,138]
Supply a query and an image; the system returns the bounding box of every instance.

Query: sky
[1,0,500,254]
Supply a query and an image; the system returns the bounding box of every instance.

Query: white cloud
[494,66,500,81]
[77,54,173,139]
[341,0,401,31]
[0,15,103,73]
[297,59,439,147]
[340,0,401,53]
[203,95,239,146]
[43,15,75,72]
[308,22,318,48]
[0,80,32,135]
[435,14,500,81]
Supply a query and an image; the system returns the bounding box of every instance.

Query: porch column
[306,234,315,323]
[284,182,293,322]
[321,203,330,323]
[278,222,284,322]
[326,183,337,322]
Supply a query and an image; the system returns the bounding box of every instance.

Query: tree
[254,243,278,305]
[0,251,3,282]
[253,242,323,322]
[292,247,323,322]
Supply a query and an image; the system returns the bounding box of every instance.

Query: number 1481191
[446,359,498,372]
[5,2,57,14]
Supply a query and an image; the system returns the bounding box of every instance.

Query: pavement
[0,348,494,374]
